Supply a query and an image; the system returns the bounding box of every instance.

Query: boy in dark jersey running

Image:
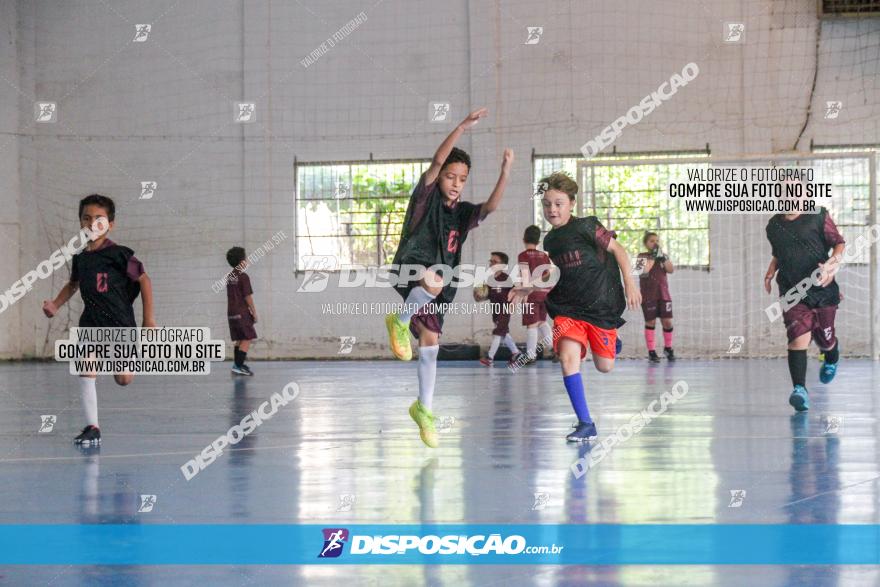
[765,205,845,411]
[43,194,155,445]
[517,225,553,363]
[474,252,521,366]
[636,231,675,362]
[510,172,640,442]
[384,107,513,448]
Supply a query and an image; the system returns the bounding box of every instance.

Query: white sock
[503,334,519,354]
[526,328,539,358]
[538,322,552,350]
[417,345,439,410]
[79,377,99,427]
[399,286,436,325]
[487,335,502,359]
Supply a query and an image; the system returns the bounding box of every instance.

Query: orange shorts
[552,316,617,359]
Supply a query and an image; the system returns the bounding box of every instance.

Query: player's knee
[115,374,133,386]
[594,360,614,373]
[558,348,580,367]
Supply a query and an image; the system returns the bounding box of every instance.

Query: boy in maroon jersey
[225,247,258,376]
[517,225,553,364]
[765,206,845,411]
[43,194,155,445]
[637,231,675,362]
[510,172,640,442]
[474,252,521,366]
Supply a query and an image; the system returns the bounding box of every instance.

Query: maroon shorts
[492,313,512,336]
[522,291,548,326]
[782,303,837,348]
[228,314,257,342]
[642,299,673,321]
[410,308,443,339]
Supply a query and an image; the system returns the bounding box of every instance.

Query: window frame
[293,157,432,273]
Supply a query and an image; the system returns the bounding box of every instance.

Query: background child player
[637,231,676,362]
[43,194,155,445]
[511,172,640,442]
[383,106,512,448]
[474,252,521,366]
[225,247,258,376]
[765,205,845,412]
[517,225,553,364]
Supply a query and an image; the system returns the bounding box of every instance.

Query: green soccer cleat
[385,313,413,361]
[409,400,438,448]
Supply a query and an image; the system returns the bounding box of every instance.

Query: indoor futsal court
[2,0,880,586]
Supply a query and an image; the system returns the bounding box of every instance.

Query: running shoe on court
[664,347,676,362]
[508,352,525,367]
[789,385,810,412]
[231,364,251,376]
[241,364,254,376]
[409,400,438,448]
[819,354,838,384]
[479,357,493,367]
[648,350,661,363]
[385,313,413,361]
[74,425,101,445]
[566,421,598,443]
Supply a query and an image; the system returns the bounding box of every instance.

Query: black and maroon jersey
[766,207,845,308]
[542,216,625,329]
[226,269,253,318]
[70,239,143,327]
[637,252,671,302]
[392,171,484,304]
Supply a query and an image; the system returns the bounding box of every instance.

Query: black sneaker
[664,347,676,362]
[648,350,661,363]
[241,364,254,376]
[566,421,597,443]
[231,364,252,376]
[74,425,101,445]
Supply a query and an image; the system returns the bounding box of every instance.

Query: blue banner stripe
[1,525,878,565]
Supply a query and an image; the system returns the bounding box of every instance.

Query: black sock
[234,348,243,366]
[240,350,248,366]
[787,349,807,387]
[824,340,840,365]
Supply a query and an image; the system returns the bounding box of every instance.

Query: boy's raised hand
[501,148,514,173]
[507,286,532,306]
[460,107,488,130]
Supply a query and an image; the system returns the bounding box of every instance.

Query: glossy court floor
[2,358,879,586]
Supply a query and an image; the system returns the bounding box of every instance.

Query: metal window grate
[821,0,880,16]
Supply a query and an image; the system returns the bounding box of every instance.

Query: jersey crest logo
[96,272,109,293]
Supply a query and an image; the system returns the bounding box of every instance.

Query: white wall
[0,0,21,357]
[4,0,879,358]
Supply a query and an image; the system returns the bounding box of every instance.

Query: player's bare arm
[817,243,846,287]
[764,257,778,294]
[608,239,641,309]
[480,148,513,218]
[139,273,156,328]
[245,293,258,323]
[43,280,79,318]
[425,107,488,185]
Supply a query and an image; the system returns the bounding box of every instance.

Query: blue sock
[563,373,591,423]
